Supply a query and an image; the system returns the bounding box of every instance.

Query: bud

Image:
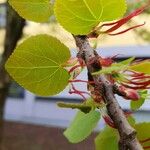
[119,86,140,101]
[99,57,113,67]
[125,89,140,100]
[103,116,116,128]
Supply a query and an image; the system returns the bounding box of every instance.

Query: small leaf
[130,98,145,111]
[119,57,135,65]
[93,57,134,75]
[5,35,71,96]
[57,99,105,113]
[131,90,148,111]
[129,61,150,75]
[95,126,118,150]
[134,123,150,149]
[64,110,100,143]
[57,102,92,113]
[54,0,127,35]
[9,0,52,22]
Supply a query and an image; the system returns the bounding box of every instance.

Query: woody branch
[73,35,143,150]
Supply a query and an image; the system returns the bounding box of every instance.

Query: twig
[73,35,143,150]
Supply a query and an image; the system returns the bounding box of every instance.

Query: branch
[73,35,143,150]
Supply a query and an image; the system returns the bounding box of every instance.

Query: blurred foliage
[127,0,150,42]
[127,0,150,13]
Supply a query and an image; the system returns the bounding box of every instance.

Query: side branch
[73,35,143,150]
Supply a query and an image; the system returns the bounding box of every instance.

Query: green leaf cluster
[54,0,127,35]
[9,0,127,35]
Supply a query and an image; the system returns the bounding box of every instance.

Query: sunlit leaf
[54,0,127,35]
[64,110,100,143]
[9,0,52,22]
[129,61,150,75]
[5,35,70,96]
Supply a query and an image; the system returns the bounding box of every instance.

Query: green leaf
[93,57,134,75]
[129,61,150,75]
[131,90,148,111]
[9,0,52,22]
[54,0,127,35]
[57,99,105,113]
[64,110,100,143]
[5,35,71,96]
[131,98,145,111]
[95,123,150,150]
[95,126,118,150]
[57,102,92,113]
[119,57,135,65]
[134,123,150,148]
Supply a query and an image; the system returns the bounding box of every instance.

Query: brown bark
[74,35,143,150]
[0,2,25,144]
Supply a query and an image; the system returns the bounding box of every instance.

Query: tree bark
[74,35,143,150]
[0,2,25,145]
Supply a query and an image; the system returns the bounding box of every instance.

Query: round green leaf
[54,0,127,35]
[9,0,53,22]
[5,35,71,96]
[64,111,100,143]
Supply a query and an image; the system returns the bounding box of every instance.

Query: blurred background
[0,0,150,150]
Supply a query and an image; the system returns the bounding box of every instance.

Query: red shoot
[69,79,94,84]
[143,146,150,149]
[102,4,149,35]
[108,22,145,36]
[140,138,150,144]
[87,3,150,38]
[69,64,82,74]
[69,83,91,100]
